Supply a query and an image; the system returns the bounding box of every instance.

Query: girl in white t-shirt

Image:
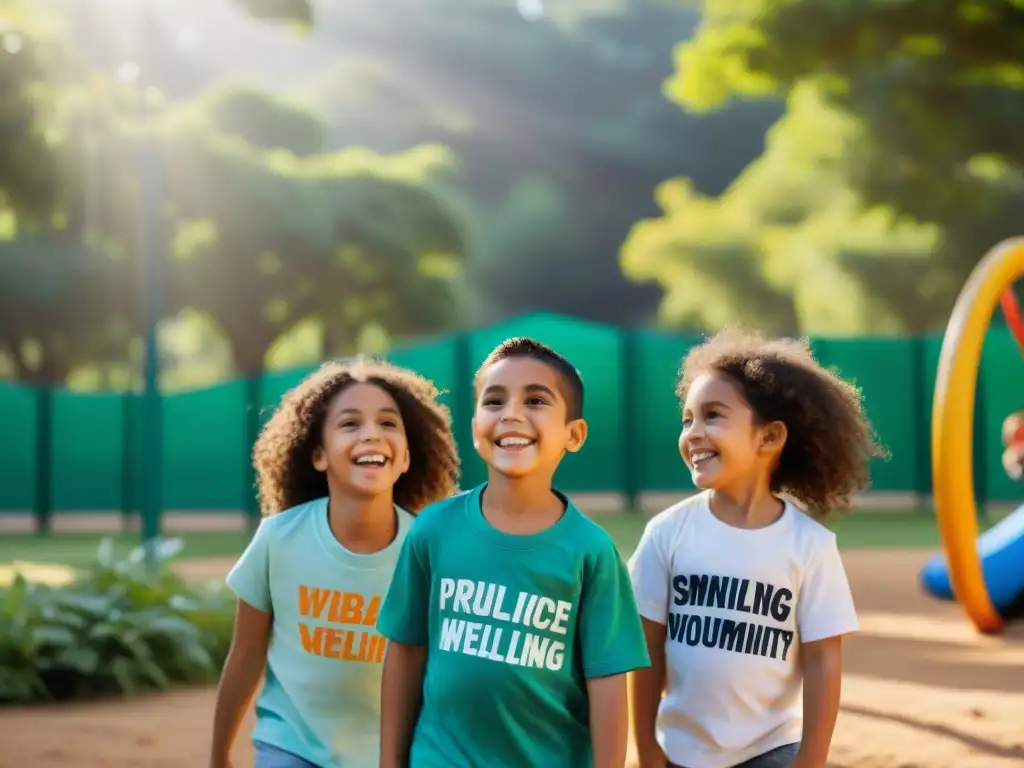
[628,329,885,768]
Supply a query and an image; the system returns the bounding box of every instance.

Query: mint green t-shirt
[226,497,413,767]
[376,484,650,768]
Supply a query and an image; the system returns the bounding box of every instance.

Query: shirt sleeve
[627,518,671,625]
[797,533,859,643]
[376,527,431,645]
[578,540,652,678]
[225,517,273,612]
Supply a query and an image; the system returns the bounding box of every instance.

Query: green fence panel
[388,337,458,403]
[51,391,125,511]
[387,336,470,475]
[261,365,319,419]
[981,327,1024,501]
[920,334,944,495]
[0,383,36,512]
[634,330,701,493]
[9,313,1024,515]
[465,313,624,493]
[814,337,924,492]
[163,381,247,510]
[921,331,1000,506]
[125,393,141,516]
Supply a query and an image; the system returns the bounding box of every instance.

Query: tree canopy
[623,0,1024,335]
[0,1,136,381]
[0,0,467,383]
[163,86,465,373]
[237,0,781,325]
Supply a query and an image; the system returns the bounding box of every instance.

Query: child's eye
[340,420,359,429]
[526,396,547,406]
[481,398,502,407]
[681,417,692,429]
[381,420,399,429]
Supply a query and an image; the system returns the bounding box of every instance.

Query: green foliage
[234,0,313,29]
[199,81,325,156]
[0,2,139,381]
[622,85,945,334]
[0,0,63,224]
[162,85,466,372]
[624,0,1024,335]
[284,0,779,326]
[0,236,131,380]
[0,537,234,705]
[669,0,1024,220]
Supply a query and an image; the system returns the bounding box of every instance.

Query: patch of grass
[600,508,1008,558]
[0,531,251,569]
[0,505,1010,571]
[829,511,945,549]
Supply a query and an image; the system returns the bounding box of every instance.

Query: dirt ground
[2,549,1023,768]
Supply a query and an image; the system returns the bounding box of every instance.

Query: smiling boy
[377,337,650,768]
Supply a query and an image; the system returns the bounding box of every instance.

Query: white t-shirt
[628,492,858,768]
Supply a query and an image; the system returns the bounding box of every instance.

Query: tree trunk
[227,327,272,533]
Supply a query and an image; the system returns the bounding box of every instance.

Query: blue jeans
[671,742,800,768]
[253,740,320,768]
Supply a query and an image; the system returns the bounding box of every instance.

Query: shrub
[0,538,236,705]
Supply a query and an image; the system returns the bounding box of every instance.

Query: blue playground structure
[920,503,1024,621]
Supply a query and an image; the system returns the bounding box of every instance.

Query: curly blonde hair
[253,358,460,516]
[678,328,887,517]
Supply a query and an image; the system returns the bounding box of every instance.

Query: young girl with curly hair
[628,329,886,768]
[209,358,460,768]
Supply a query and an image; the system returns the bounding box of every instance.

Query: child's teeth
[500,437,531,447]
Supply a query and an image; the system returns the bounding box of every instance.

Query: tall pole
[138,3,164,574]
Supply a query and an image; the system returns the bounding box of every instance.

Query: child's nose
[684,420,706,439]
[359,424,384,440]
[500,403,526,422]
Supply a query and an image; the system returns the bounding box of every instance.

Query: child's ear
[565,418,588,454]
[312,445,328,472]
[760,421,787,454]
[471,416,482,452]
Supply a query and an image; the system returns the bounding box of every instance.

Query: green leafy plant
[0,537,235,704]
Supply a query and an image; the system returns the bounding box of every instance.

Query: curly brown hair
[677,328,887,517]
[253,358,460,517]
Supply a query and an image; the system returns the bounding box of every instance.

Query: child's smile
[473,357,577,478]
[351,450,390,469]
[680,373,758,490]
[688,449,718,470]
[314,382,411,495]
[495,433,537,452]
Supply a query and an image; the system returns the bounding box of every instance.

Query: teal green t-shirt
[376,484,650,768]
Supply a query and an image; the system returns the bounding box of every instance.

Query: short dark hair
[474,337,584,421]
[677,328,887,517]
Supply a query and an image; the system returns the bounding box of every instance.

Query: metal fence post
[34,385,53,534]
[244,374,262,530]
[910,335,930,508]
[121,390,135,531]
[451,332,473,489]
[620,329,640,511]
